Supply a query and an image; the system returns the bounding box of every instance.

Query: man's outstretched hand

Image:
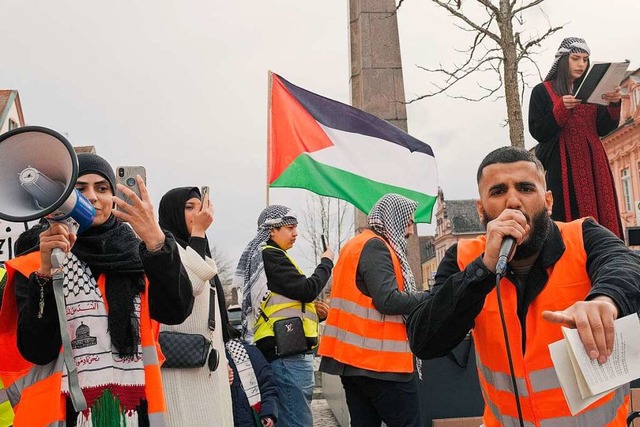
[542,296,618,364]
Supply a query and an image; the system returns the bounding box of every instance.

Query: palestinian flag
[268,72,438,223]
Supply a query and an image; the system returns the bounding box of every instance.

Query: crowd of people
[0,35,639,427]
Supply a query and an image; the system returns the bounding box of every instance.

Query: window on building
[621,167,632,212]
[8,119,18,130]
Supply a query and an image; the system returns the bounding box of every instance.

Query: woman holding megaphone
[1,153,194,426]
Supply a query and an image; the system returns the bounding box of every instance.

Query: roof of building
[445,199,485,234]
[419,235,435,263]
[0,90,25,129]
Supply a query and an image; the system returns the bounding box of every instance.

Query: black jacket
[256,239,333,361]
[407,219,640,360]
[14,233,193,364]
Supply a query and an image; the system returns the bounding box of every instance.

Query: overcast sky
[1,1,638,270]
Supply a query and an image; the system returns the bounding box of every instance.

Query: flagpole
[266,70,272,208]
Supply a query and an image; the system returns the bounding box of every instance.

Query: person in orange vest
[318,193,431,427]
[407,146,640,426]
[0,153,195,426]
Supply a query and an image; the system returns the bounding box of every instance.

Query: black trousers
[340,374,423,427]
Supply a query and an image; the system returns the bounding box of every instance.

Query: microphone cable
[495,271,525,427]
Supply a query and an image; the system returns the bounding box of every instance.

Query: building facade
[602,68,640,243]
[0,90,25,133]
[0,90,27,262]
[421,189,486,286]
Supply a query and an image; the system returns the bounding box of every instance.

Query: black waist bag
[273,317,308,357]
[159,331,210,368]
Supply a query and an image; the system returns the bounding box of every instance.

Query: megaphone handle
[51,248,66,271]
[47,217,79,271]
[50,249,88,412]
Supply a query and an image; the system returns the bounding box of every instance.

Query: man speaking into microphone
[407,146,640,426]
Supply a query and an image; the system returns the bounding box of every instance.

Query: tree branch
[431,0,502,44]
[475,0,499,15]
[516,25,563,61]
[512,0,545,15]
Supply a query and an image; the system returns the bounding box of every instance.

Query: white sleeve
[177,245,216,296]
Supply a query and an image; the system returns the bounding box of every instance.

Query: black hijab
[158,186,231,341]
[158,187,205,253]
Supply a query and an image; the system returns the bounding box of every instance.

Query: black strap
[208,282,216,331]
[258,300,305,322]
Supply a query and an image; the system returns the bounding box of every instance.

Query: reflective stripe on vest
[321,297,409,354]
[457,219,629,426]
[253,245,319,344]
[482,381,628,427]
[318,229,413,373]
[8,358,64,407]
[254,292,319,342]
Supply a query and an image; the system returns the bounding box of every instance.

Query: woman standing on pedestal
[529,37,623,237]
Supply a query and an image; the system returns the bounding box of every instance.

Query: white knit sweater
[160,246,233,426]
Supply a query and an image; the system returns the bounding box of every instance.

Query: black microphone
[495,237,516,276]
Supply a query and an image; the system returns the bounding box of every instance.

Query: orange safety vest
[0,252,168,427]
[457,219,629,427]
[318,229,413,373]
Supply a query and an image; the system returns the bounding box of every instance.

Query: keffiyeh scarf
[545,37,591,81]
[368,194,418,293]
[232,205,298,343]
[225,339,261,411]
[61,253,145,425]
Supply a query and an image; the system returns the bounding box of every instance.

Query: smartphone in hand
[115,166,147,207]
[200,186,210,211]
[321,234,328,251]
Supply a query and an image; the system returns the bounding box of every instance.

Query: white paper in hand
[549,314,640,415]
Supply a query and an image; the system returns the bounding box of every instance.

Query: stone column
[349,0,423,286]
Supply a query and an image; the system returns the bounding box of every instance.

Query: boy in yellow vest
[233,205,334,427]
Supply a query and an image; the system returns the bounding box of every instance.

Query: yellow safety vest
[253,245,319,348]
[0,377,14,427]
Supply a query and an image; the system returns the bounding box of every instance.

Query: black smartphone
[321,234,327,251]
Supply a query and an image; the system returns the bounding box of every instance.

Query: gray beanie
[77,153,116,194]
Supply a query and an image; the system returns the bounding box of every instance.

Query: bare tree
[398,0,563,147]
[299,194,354,299]
[210,244,237,306]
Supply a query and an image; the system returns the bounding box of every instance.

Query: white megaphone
[0,126,93,412]
[0,126,95,234]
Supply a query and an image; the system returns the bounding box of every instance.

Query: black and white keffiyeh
[368,194,417,293]
[232,205,298,342]
[545,37,591,81]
